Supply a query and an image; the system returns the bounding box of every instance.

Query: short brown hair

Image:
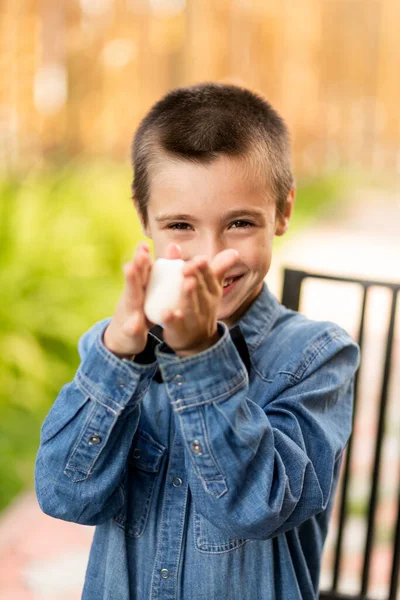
[132,82,294,227]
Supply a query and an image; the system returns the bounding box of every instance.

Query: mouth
[222,274,243,296]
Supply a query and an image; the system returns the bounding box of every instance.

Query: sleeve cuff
[75,321,158,414]
[155,322,248,411]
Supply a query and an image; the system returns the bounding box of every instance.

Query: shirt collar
[235,281,282,352]
[148,322,251,382]
[133,281,281,381]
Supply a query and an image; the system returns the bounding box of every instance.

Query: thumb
[210,249,240,283]
[165,243,182,260]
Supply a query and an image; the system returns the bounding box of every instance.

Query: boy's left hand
[160,247,240,357]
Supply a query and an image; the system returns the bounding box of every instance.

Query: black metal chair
[281,268,400,600]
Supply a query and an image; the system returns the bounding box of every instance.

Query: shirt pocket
[193,505,248,554]
[114,428,166,539]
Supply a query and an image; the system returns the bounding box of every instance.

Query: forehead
[148,154,271,215]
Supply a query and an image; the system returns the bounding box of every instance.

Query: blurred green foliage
[0,160,144,512]
[0,161,346,513]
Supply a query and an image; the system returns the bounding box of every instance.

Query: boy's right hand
[103,242,155,359]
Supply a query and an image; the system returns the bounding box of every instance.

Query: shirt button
[173,374,184,386]
[191,439,203,455]
[116,378,127,388]
[172,477,183,487]
[133,448,141,459]
[160,568,170,579]
[88,434,101,445]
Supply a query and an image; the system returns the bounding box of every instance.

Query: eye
[229,220,255,229]
[167,222,193,231]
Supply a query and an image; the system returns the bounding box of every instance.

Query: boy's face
[140,155,294,327]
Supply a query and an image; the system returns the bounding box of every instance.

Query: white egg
[144,258,185,324]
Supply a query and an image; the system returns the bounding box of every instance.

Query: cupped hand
[160,248,240,357]
[103,241,183,358]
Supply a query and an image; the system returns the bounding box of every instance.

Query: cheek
[152,239,176,260]
[151,240,164,258]
[239,240,271,269]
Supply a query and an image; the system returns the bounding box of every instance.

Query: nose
[200,234,227,263]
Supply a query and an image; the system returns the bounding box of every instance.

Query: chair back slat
[332,285,369,590]
[361,290,398,596]
[281,269,400,600]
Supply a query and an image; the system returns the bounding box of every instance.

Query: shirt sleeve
[35,318,158,525]
[155,322,360,540]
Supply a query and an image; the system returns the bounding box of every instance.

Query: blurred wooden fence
[0,0,400,173]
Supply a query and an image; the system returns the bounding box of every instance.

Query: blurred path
[1,186,399,600]
[0,491,92,599]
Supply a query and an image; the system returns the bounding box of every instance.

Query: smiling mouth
[222,274,243,293]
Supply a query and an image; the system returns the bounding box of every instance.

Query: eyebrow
[155,208,265,224]
[155,213,200,224]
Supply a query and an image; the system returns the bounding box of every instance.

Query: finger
[123,250,150,304]
[136,249,153,288]
[182,274,201,316]
[123,266,146,310]
[132,241,150,266]
[160,307,184,326]
[189,264,211,312]
[198,261,220,295]
[127,243,152,291]
[124,243,147,281]
[210,249,240,284]
[143,257,153,287]
[122,260,140,295]
[137,241,150,254]
[135,243,150,268]
[182,254,207,276]
[165,243,182,260]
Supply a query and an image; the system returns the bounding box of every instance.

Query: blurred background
[0,0,399,599]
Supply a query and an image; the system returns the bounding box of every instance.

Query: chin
[217,308,233,324]
[217,303,241,327]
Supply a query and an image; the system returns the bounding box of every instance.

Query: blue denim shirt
[35,283,360,600]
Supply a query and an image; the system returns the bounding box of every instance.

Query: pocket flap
[130,429,166,473]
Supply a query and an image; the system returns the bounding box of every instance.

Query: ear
[275,187,295,236]
[132,194,152,239]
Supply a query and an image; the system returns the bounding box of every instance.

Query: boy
[35,82,360,599]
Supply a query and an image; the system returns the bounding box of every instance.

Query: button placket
[191,439,203,455]
[116,377,127,389]
[173,374,184,386]
[150,429,185,598]
[160,568,170,579]
[88,433,101,445]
